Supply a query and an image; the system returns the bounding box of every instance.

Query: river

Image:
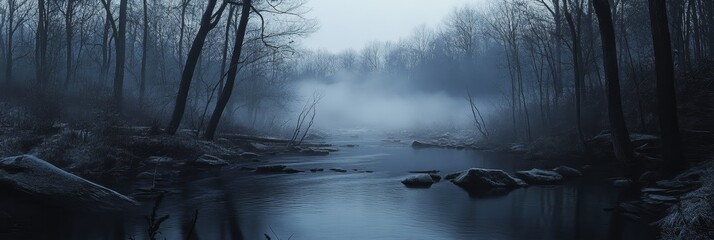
[1,133,655,239]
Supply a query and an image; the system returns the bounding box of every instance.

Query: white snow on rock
[515,168,564,184]
[0,155,137,209]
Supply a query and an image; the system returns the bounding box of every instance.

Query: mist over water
[294,73,492,131]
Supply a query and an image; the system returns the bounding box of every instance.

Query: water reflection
[1,138,655,239]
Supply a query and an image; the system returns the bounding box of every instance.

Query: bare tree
[139,0,149,105]
[35,0,49,84]
[100,0,129,108]
[467,90,489,139]
[204,0,252,140]
[593,0,635,165]
[647,0,685,175]
[165,0,228,135]
[288,91,323,146]
[5,0,31,84]
[562,0,586,150]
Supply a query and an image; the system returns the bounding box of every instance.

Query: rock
[613,179,634,188]
[283,168,303,174]
[429,173,442,182]
[300,148,330,156]
[552,166,582,178]
[194,154,228,166]
[515,169,564,184]
[344,144,358,147]
[401,174,434,188]
[249,142,270,151]
[0,155,137,209]
[240,152,261,158]
[147,156,173,164]
[238,166,256,171]
[309,168,324,172]
[408,170,440,174]
[444,172,462,180]
[318,147,339,152]
[364,170,374,173]
[330,168,347,173]
[255,165,287,173]
[451,168,527,197]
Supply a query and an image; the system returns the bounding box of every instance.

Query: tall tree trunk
[204,0,251,140]
[219,5,236,98]
[178,0,191,69]
[647,0,685,175]
[563,0,587,150]
[35,0,48,85]
[668,0,687,73]
[64,0,74,87]
[5,0,15,84]
[553,0,563,112]
[101,12,110,83]
[593,0,635,165]
[166,0,227,134]
[140,0,149,105]
[114,0,128,109]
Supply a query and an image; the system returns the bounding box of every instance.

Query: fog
[294,73,487,131]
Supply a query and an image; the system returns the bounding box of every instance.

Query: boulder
[552,166,582,178]
[444,172,462,180]
[515,169,564,184]
[429,173,442,182]
[0,155,137,209]
[255,165,286,173]
[451,168,527,197]
[309,168,324,172]
[401,174,434,188]
[330,168,347,173]
[194,154,228,166]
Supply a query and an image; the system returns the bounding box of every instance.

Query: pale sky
[301,0,486,53]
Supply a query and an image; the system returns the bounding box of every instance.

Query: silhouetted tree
[647,0,685,175]
[593,0,635,165]
[166,0,228,135]
[204,0,252,140]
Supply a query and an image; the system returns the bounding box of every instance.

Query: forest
[0,0,713,239]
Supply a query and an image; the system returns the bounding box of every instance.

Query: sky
[301,0,487,53]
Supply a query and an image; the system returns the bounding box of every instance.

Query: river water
[1,134,655,239]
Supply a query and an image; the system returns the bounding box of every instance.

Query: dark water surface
[1,135,655,239]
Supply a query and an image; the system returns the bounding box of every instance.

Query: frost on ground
[658,160,714,240]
